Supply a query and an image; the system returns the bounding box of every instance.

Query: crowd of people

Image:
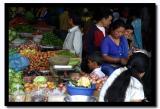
[9,6,152,102]
[59,7,151,102]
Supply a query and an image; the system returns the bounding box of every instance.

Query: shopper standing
[63,11,82,58]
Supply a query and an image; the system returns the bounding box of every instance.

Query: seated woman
[101,20,129,76]
[124,24,141,55]
[99,52,150,102]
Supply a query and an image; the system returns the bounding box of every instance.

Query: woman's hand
[120,58,128,65]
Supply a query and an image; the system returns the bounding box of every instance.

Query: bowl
[67,84,96,96]
[64,95,97,102]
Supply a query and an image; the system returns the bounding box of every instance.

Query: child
[87,53,105,78]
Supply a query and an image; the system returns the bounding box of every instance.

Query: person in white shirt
[63,12,82,57]
[99,52,149,102]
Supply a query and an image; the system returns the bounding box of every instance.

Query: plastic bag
[9,53,30,71]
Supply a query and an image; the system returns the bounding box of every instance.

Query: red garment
[94,30,104,49]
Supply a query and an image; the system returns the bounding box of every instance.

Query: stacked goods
[9,16,28,27]
[9,53,30,71]
[18,41,38,59]
[9,69,24,95]
[9,48,18,56]
[24,76,55,92]
[28,51,56,71]
[9,28,19,42]
[18,40,56,71]
[19,49,37,57]
[41,32,63,47]
[8,28,19,41]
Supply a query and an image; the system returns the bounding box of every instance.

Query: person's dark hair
[104,52,150,102]
[109,19,125,34]
[93,8,112,22]
[125,24,134,30]
[68,11,81,26]
[88,53,103,66]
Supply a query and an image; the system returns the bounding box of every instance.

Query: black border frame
[5,3,157,107]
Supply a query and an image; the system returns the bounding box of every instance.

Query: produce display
[77,76,91,88]
[9,16,28,27]
[8,12,106,102]
[9,69,24,95]
[89,73,108,91]
[24,11,35,22]
[9,48,18,56]
[14,24,35,33]
[9,28,19,42]
[18,40,39,52]
[9,53,30,71]
[41,32,63,46]
[69,76,91,88]
[68,58,81,66]
[56,50,77,58]
[28,51,56,71]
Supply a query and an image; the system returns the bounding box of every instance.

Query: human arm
[73,31,82,57]
[101,37,128,64]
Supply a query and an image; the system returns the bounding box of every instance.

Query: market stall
[8,19,107,102]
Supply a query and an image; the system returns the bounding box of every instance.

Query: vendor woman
[101,20,129,76]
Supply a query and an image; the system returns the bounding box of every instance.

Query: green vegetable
[41,32,63,46]
[8,69,24,94]
[33,76,47,84]
[25,11,35,21]
[57,50,77,58]
[9,28,19,41]
[14,24,35,33]
[68,58,80,66]
[9,48,17,56]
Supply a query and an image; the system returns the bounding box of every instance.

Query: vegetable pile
[68,58,81,66]
[18,41,39,52]
[56,50,77,58]
[9,28,19,42]
[27,51,56,71]
[9,69,24,95]
[41,32,63,46]
[9,16,28,27]
[69,76,91,88]
[24,77,55,92]
[9,48,18,56]
[14,24,35,33]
